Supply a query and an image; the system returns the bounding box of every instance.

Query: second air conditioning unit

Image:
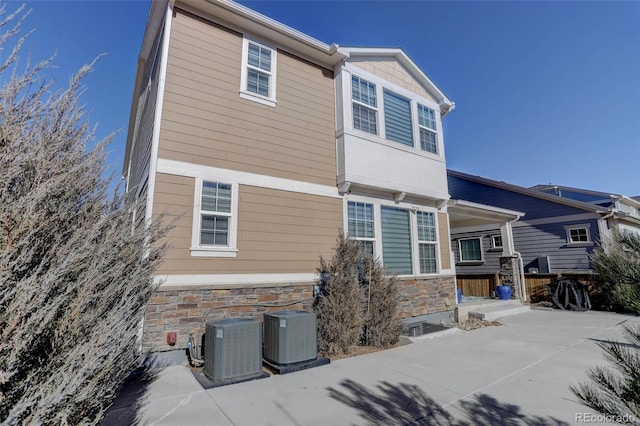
[263,310,317,365]
[204,317,262,381]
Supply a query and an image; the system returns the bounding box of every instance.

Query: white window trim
[490,234,503,250]
[346,200,376,256]
[351,76,379,136]
[417,104,438,154]
[240,36,277,107]
[457,237,484,264]
[344,195,440,277]
[415,211,438,274]
[191,178,239,257]
[344,64,444,158]
[564,223,593,247]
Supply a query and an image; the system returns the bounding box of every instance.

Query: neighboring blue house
[530,184,640,239]
[448,170,611,276]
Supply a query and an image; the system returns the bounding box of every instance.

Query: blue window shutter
[384,91,413,147]
[381,206,412,275]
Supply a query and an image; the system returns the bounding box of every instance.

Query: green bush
[572,232,640,421]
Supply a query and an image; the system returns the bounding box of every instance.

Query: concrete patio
[103,309,639,425]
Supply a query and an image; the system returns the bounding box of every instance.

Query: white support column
[500,221,515,256]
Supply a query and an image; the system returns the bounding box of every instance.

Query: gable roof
[338,46,455,117]
[448,170,608,214]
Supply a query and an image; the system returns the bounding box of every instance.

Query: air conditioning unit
[204,318,262,381]
[263,310,317,365]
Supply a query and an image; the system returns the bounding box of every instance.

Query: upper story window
[418,104,438,154]
[240,37,277,107]
[352,76,377,135]
[191,179,239,257]
[349,71,442,156]
[384,90,413,147]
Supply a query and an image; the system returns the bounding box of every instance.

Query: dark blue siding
[448,176,587,220]
[513,219,598,272]
[451,230,502,274]
[452,219,599,274]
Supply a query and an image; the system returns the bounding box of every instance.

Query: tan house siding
[154,172,342,276]
[438,212,451,270]
[351,59,436,102]
[158,9,337,187]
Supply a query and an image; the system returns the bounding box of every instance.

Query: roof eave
[176,0,346,67]
[449,199,525,220]
[448,169,608,214]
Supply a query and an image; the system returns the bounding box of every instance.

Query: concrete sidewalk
[103,309,639,425]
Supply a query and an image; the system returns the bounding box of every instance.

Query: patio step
[468,304,530,321]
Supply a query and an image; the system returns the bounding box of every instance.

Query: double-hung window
[352,76,377,135]
[241,38,277,106]
[192,179,238,257]
[418,104,438,154]
[200,182,232,246]
[347,201,375,256]
[417,211,438,273]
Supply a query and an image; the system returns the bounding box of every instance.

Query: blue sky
[13,0,640,196]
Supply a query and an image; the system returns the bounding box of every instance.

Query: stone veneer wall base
[144,276,456,351]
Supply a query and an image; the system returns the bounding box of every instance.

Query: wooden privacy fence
[457,273,599,302]
[525,273,599,303]
[456,275,497,298]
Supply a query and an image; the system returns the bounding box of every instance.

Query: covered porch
[447,199,527,303]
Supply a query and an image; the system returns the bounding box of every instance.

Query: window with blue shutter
[381,206,412,274]
[383,91,413,147]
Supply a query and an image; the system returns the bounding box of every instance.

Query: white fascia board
[613,212,640,226]
[338,46,454,115]
[175,0,346,67]
[449,199,524,219]
[617,195,640,209]
[447,169,608,214]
